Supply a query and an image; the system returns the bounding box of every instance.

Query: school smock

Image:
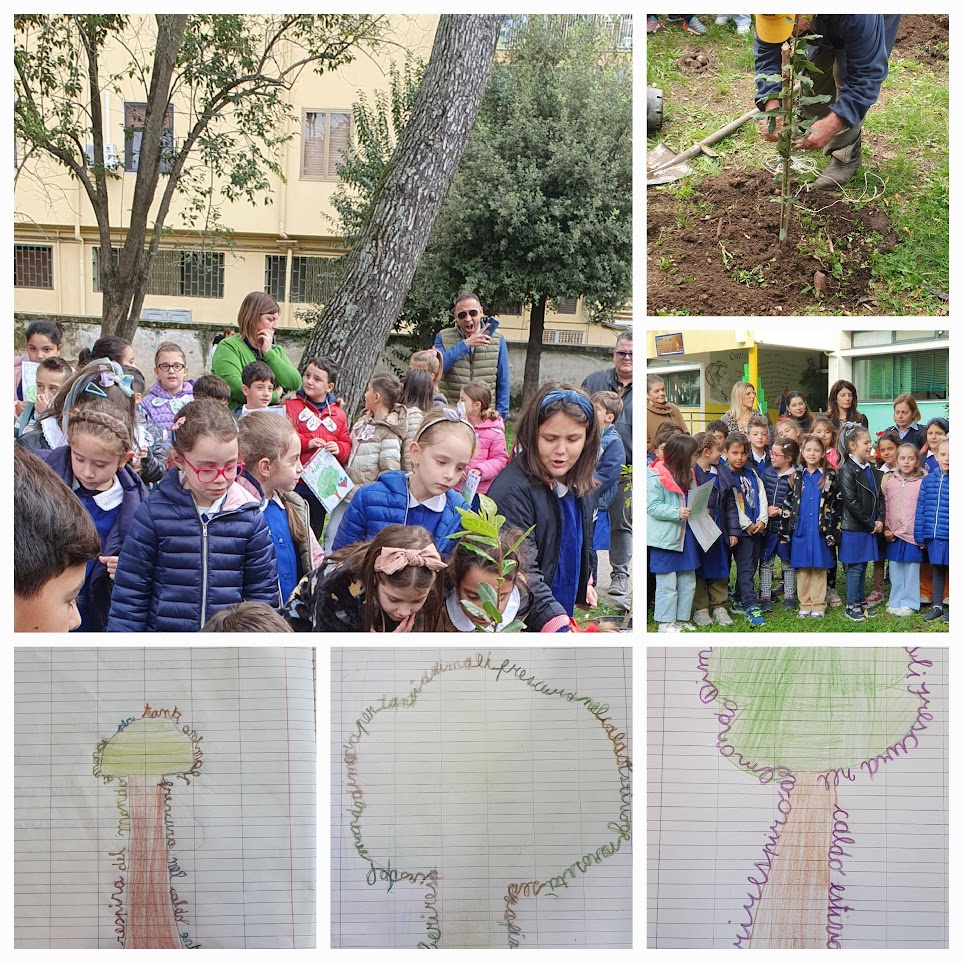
[924,453,939,474]
[790,470,835,570]
[550,483,582,616]
[650,519,699,574]
[264,496,299,604]
[839,463,879,564]
[693,464,730,579]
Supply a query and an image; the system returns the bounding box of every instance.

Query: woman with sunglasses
[107,399,279,632]
[433,292,509,421]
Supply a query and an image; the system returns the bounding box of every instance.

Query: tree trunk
[750,771,835,949]
[300,14,503,417]
[522,294,547,401]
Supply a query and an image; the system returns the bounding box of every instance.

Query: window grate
[93,247,223,298]
[14,244,53,288]
[265,255,287,302]
[542,329,584,346]
[289,255,342,303]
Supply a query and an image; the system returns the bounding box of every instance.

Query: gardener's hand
[757,99,783,142]
[793,111,845,152]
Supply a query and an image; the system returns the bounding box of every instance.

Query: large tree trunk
[300,14,503,417]
[522,294,547,400]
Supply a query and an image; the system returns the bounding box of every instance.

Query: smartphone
[484,316,500,337]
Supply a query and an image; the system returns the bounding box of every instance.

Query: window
[93,248,223,299]
[851,330,946,348]
[15,245,53,288]
[264,254,342,303]
[265,255,287,302]
[854,349,949,402]
[553,297,579,315]
[124,102,174,173]
[301,110,351,180]
[659,368,701,408]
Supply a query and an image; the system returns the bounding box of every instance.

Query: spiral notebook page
[647,646,948,950]
[332,647,633,949]
[14,647,316,949]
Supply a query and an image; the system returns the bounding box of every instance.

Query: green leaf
[506,525,535,558]
[456,509,498,539]
[460,599,490,621]
[477,581,499,609]
[501,558,518,578]
[482,598,502,622]
[499,618,528,633]
[451,539,497,565]
[477,493,498,520]
[797,95,832,106]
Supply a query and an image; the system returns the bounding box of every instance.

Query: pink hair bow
[373,545,447,575]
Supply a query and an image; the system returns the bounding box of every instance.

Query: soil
[647,168,899,316]
[893,14,949,63]
[677,48,711,74]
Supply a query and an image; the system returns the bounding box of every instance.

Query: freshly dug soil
[647,168,899,316]
[677,48,711,73]
[894,14,949,63]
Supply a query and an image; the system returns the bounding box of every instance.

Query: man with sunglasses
[583,330,633,598]
[434,292,509,421]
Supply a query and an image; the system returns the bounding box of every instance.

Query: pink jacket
[468,415,509,494]
[882,472,923,545]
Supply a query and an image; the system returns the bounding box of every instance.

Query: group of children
[648,388,950,631]
[14,310,629,634]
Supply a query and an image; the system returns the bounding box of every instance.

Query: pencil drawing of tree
[699,647,930,949]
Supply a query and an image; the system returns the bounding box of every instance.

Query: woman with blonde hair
[721,380,771,437]
[212,291,302,407]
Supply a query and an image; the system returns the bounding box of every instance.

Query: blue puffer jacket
[38,445,149,632]
[331,469,467,556]
[914,470,949,545]
[107,467,279,632]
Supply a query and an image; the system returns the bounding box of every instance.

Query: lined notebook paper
[14,647,316,949]
[648,646,948,950]
[332,647,632,949]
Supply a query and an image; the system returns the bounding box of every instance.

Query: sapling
[755,31,832,243]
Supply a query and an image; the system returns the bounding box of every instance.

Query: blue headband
[539,389,596,424]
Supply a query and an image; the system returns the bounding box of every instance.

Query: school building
[14,14,630,349]
[646,329,950,436]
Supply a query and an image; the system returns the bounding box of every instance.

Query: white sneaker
[798,609,812,619]
[712,605,734,626]
[886,606,898,614]
[658,622,682,633]
[693,608,713,627]
[714,16,729,25]
[895,606,915,616]
[677,621,698,631]
[810,610,825,618]
[737,25,750,35]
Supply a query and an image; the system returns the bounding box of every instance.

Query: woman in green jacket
[212,292,302,407]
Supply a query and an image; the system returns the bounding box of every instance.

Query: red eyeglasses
[180,455,245,483]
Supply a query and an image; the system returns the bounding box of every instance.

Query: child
[781,391,813,433]
[409,348,448,407]
[237,412,323,605]
[461,378,509,496]
[333,406,473,555]
[107,399,279,631]
[875,430,900,474]
[691,431,738,627]
[812,416,840,469]
[838,425,885,622]
[746,414,771,478]
[587,389,626,588]
[921,417,949,474]
[760,439,799,612]
[487,383,600,622]
[726,431,769,626]
[774,418,801,445]
[140,342,194,444]
[237,360,276,416]
[882,444,924,615]
[16,356,72,437]
[885,394,925,449]
[37,407,148,631]
[401,368,436,468]
[202,601,293,632]
[15,318,63,417]
[14,445,101,632]
[780,434,841,619]
[648,422,685,467]
[914,435,949,622]
[284,524,444,632]
[437,527,570,632]
[647,433,700,632]
[706,419,728,449]
[123,365,168,485]
[78,335,135,369]
[192,373,232,406]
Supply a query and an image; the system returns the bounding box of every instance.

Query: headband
[413,402,476,442]
[62,359,133,438]
[926,417,949,433]
[539,388,596,424]
[373,545,447,575]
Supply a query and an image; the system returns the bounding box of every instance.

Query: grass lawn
[647,15,949,315]
[646,563,949,633]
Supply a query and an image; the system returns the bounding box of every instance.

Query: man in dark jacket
[754,14,900,190]
[582,330,633,597]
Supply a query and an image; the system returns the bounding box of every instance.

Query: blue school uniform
[790,470,835,570]
[761,466,793,563]
[551,488,583,616]
[650,521,700,574]
[924,453,938,474]
[264,497,299,604]
[839,464,879,564]
[888,536,923,564]
[693,464,730,579]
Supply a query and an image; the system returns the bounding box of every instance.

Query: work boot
[812,137,862,191]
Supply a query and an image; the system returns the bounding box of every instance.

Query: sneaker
[712,606,734,626]
[677,621,698,631]
[826,588,843,607]
[845,605,865,623]
[759,598,773,613]
[658,621,682,632]
[771,580,784,595]
[886,605,899,614]
[683,16,708,35]
[731,601,747,616]
[714,15,729,25]
[810,610,825,619]
[737,24,751,36]
[942,605,949,623]
[866,590,884,606]
[895,607,915,616]
[746,605,766,627]
[692,608,713,627]
[783,597,798,610]
[797,609,812,619]
[646,15,662,33]
[920,596,932,604]
[862,605,879,619]
[608,574,629,597]
[923,606,945,622]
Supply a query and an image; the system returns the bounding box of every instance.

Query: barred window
[14,244,53,288]
[124,102,175,173]
[93,247,223,299]
[289,255,342,303]
[265,255,287,302]
[301,110,351,180]
[553,297,579,315]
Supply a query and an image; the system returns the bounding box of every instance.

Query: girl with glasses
[141,342,195,446]
[107,399,280,631]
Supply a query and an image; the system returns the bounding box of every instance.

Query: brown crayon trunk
[124,777,180,949]
[750,771,835,949]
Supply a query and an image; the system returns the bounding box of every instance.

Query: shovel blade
[647,143,692,185]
